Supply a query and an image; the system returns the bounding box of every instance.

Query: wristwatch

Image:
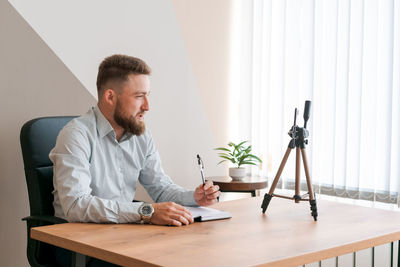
[138,203,154,224]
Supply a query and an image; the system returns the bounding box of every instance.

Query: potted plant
[215,141,262,180]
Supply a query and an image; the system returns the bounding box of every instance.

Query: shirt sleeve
[50,126,142,223]
[139,132,198,206]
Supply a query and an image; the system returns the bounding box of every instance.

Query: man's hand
[150,202,194,226]
[194,180,221,206]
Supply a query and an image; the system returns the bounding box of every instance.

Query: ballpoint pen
[197,154,206,196]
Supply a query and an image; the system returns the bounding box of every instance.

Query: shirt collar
[121,131,133,142]
[93,105,114,139]
[93,105,134,142]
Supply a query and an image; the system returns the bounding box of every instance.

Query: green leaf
[247,154,262,162]
[218,154,235,161]
[231,148,237,158]
[236,140,248,148]
[238,156,246,163]
[219,155,236,163]
[232,141,246,158]
[214,147,231,152]
[238,153,250,159]
[237,157,248,166]
[238,154,251,162]
[217,160,227,165]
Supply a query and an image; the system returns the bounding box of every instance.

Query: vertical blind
[229,0,400,204]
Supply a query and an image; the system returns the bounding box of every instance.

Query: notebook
[186,206,232,222]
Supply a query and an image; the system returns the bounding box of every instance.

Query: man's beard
[114,99,146,136]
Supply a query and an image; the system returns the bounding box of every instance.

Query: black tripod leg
[261,194,273,213]
[300,148,318,221]
[309,197,318,221]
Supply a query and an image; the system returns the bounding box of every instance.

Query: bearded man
[50,54,220,229]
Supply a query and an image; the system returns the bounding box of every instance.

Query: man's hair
[96,54,151,94]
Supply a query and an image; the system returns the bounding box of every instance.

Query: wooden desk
[31,197,400,267]
[209,176,268,197]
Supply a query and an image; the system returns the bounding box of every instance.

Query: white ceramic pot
[229,167,246,180]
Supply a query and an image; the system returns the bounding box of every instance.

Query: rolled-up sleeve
[50,127,141,223]
[138,133,198,206]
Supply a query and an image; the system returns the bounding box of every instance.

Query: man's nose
[142,96,150,111]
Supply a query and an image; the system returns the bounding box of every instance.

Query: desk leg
[251,191,256,197]
[72,252,86,267]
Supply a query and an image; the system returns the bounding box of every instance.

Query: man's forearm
[62,195,142,223]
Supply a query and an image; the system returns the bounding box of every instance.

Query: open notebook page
[185,206,232,222]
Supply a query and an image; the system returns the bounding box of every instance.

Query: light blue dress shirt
[50,106,197,223]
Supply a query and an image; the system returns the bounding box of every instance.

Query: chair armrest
[22,215,67,267]
[22,215,68,225]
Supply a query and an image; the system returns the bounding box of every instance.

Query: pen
[197,154,206,186]
[197,154,207,197]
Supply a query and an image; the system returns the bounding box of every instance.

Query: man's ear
[102,89,117,106]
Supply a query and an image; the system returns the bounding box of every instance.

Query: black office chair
[20,116,76,267]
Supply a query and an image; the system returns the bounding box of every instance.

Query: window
[229,0,400,204]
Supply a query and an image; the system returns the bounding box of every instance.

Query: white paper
[186,206,232,222]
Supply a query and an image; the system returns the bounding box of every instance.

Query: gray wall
[0,1,96,265]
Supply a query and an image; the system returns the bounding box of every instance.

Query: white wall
[172,0,232,146]
[1,0,233,265]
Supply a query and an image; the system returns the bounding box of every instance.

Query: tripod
[261,101,318,221]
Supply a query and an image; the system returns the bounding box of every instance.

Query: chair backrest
[20,116,76,216]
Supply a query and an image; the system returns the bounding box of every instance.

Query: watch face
[141,204,153,216]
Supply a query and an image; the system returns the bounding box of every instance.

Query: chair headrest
[20,116,76,169]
